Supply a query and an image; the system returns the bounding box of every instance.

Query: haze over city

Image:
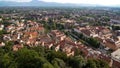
[0,0,120,6]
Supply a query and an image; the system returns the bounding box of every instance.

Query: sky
[0,0,120,6]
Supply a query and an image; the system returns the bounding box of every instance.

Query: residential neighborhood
[0,7,120,68]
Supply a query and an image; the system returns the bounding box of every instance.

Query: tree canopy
[0,44,109,68]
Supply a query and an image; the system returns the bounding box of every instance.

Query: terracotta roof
[95,37,117,50]
[105,39,117,50]
[98,54,111,63]
[113,60,120,68]
[81,29,91,36]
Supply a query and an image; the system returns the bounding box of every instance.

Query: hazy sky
[0,0,120,6]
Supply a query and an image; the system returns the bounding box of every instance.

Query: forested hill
[0,41,109,68]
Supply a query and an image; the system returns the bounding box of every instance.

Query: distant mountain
[0,0,111,7]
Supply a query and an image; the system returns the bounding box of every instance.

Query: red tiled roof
[81,29,91,36]
[113,60,120,68]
